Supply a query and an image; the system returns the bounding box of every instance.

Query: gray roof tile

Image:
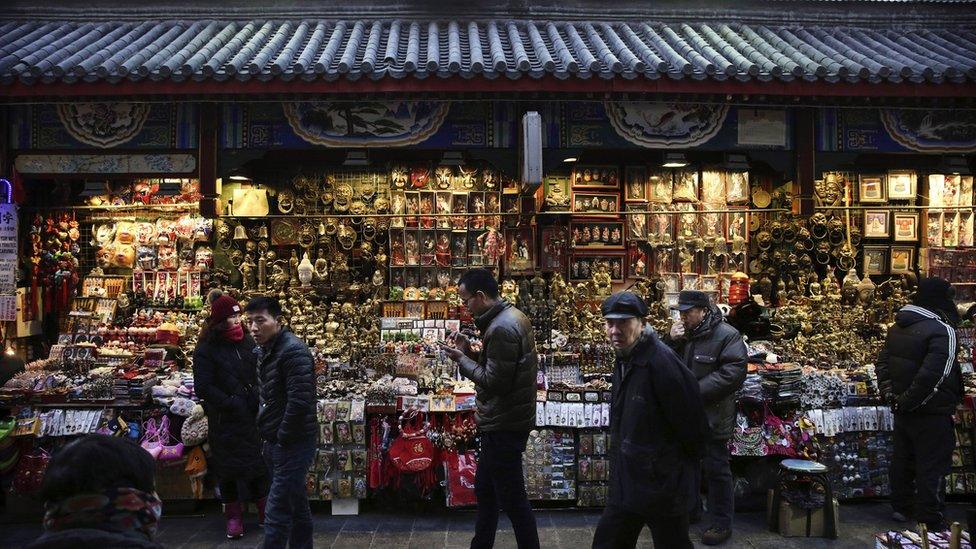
[1,18,975,86]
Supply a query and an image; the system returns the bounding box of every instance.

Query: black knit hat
[914,277,959,325]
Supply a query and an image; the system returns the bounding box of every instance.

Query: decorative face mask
[194,218,213,241]
[136,246,158,270]
[175,216,196,241]
[94,224,116,246]
[156,219,176,245]
[158,244,177,270]
[111,245,135,268]
[96,246,113,268]
[136,222,156,245]
[116,222,136,245]
[194,246,213,271]
[179,248,194,269]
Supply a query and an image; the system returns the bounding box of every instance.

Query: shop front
[1,1,975,535]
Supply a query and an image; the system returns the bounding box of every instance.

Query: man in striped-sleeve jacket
[876,277,962,532]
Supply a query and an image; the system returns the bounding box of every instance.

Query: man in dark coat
[667,290,747,546]
[441,268,539,549]
[193,291,267,539]
[876,277,962,531]
[246,296,318,549]
[592,292,707,549]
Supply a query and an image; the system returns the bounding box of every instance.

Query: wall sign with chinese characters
[0,201,18,320]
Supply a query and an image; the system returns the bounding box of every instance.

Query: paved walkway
[2,501,970,548]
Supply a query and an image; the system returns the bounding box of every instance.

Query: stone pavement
[1,501,970,548]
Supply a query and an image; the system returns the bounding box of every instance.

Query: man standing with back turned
[876,277,962,532]
[667,290,748,546]
[440,268,540,549]
[593,291,706,549]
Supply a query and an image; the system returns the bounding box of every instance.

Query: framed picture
[571,221,625,250]
[672,170,699,202]
[572,165,619,190]
[726,172,750,204]
[504,227,535,275]
[625,166,648,202]
[859,174,887,203]
[648,205,674,246]
[890,246,915,273]
[887,170,916,200]
[626,204,648,241]
[543,175,571,211]
[661,272,680,293]
[929,174,947,208]
[863,246,889,275]
[569,254,625,282]
[701,171,727,203]
[927,212,944,247]
[628,245,649,278]
[540,227,569,272]
[682,273,700,290]
[572,192,620,217]
[863,210,890,238]
[647,171,673,203]
[893,213,919,242]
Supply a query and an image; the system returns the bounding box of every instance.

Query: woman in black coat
[193,290,267,540]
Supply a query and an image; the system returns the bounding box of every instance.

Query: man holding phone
[440,268,539,549]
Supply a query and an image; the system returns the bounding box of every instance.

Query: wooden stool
[768,459,838,539]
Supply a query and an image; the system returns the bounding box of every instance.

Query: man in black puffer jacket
[666,290,747,546]
[876,277,962,531]
[441,268,539,549]
[246,296,317,549]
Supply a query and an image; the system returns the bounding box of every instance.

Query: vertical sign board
[0,204,18,321]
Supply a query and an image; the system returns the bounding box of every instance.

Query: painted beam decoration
[820,108,976,153]
[283,101,451,147]
[605,101,730,148]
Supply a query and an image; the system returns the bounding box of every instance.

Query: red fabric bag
[444,450,478,507]
[388,411,435,473]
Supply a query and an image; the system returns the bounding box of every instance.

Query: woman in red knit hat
[193,290,268,539]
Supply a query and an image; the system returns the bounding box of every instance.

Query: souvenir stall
[0,99,973,518]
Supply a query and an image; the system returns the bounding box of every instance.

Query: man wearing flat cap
[666,290,748,546]
[592,292,706,549]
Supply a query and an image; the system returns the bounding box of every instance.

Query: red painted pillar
[795,107,816,216]
[198,102,219,218]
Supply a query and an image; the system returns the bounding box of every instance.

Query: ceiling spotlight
[80,181,110,196]
[563,157,578,163]
[227,167,252,182]
[439,151,464,166]
[724,153,750,171]
[662,152,689,168]
[156,180,182,196]
[942,156,971,175]
[343,150,369,167]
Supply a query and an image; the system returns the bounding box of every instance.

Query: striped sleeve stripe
[901,305,957,409]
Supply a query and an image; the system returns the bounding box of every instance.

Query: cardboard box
[777,498,839,538]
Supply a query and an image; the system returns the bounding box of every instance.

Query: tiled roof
[1,20,975,86]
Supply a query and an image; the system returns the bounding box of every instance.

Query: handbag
[763,405,798,457]
[232,187,269,217]
[11,447,50,495]
[140,418,163,459]
[155,416,184,462]
[180,405,208,447]
[729,414,767,457]
[388,411,435,473]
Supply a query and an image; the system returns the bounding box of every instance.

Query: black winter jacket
[255,329,318,445]
[667,308,748,440]
[876,305,962,416]
[192,333,264,477]
[608,326,707,517]
[457,300,538,432]
[28,528,163,549]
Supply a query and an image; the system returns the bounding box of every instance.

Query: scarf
[222,323,244,342]
[43,487,162,539]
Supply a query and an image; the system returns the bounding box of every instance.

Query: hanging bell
[257,224,269,238]
[233,224,247,240]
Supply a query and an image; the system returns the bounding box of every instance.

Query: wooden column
[198,102,219,218]
[794,107,816,216]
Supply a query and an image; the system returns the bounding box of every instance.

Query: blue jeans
[262,439,316,549]
[471,431,539,549]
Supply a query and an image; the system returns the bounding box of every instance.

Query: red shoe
[224,502,244,539]
[256,497,267,526]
